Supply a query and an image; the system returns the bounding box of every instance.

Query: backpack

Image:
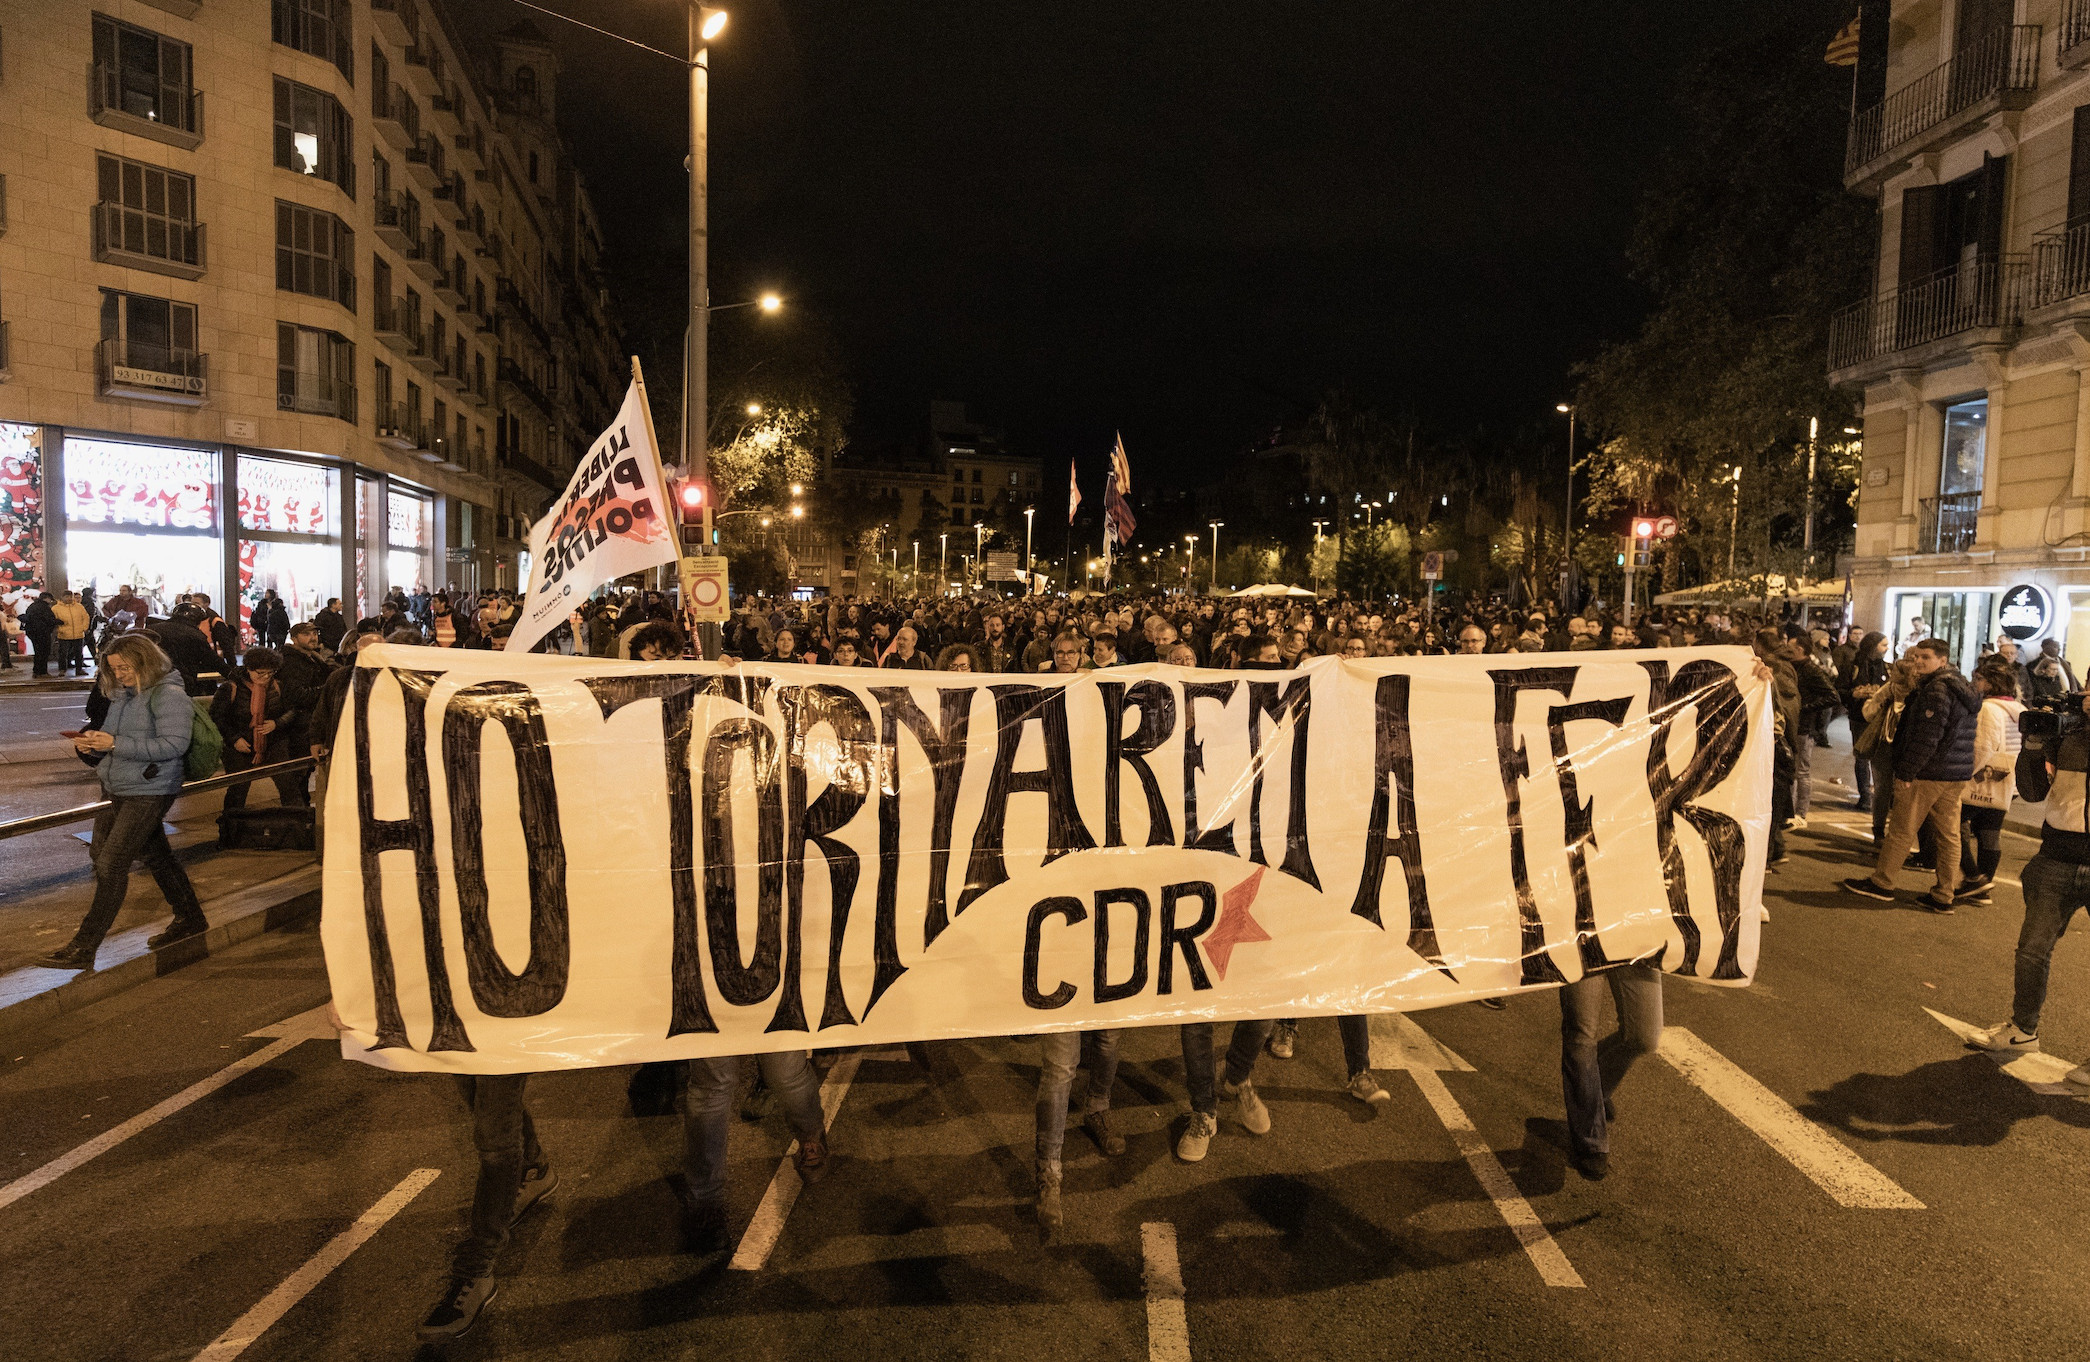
[185,696,224,782]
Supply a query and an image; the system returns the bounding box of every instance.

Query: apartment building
[1833,0,2090,672]
[0,0,622,632]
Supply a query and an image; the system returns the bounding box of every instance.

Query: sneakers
[1957,876,1994,905]
[1967,1022,2040,1055]
[1570,1149,1610,1182]
[511,1164,558,1225]
[1786,816,1809,831]
[147,918,207,950]
[1346,1070,1391,1106]
[1477,996,1508,1011]
[792,1135,830,1185]
[1234,1078,1271,1135]
[679,1198,729,1255]
[1841,877,1896,902]
[1176,1111,1217,1162]
[33,944,96,971]
[1035,1159,1062,1237]
[416,1276,497,1342]
[1266,1022,1297,1059]
[1916,892,1956,915]
[2068,1066,2090,1091]
[1083,1110,1125,1156]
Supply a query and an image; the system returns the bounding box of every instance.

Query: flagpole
[627,355,693,656]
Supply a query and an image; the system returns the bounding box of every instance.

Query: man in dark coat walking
[1844,637,1981,911]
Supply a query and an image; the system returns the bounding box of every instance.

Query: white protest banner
[321,647,1771,1073]
[504,365,677,655]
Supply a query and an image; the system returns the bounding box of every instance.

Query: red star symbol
[1204,866,1271,982]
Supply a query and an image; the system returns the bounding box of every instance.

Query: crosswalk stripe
[1658,1028,1923,1209]
[1922,1008,2088,1095]
[1405,1068,1585,1287]
[1142,1221,1192,1362]
[191,1168,440,1361]
[729,1051,870,1271]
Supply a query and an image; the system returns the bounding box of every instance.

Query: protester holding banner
[416,1076,559,1342]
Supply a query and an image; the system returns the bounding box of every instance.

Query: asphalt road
[2,802,2087,1361]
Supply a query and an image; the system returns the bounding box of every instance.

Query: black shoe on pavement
[511,1164,558,1226]
[1477,996,1509,1010]
[1084,1110,1126,1156]
[1571,1149,1610,1182]
[146,919,207,950]
[416,1276,497,1342]
[1957,876,1994,905]
[1917,892,1957,915]
[1841,877,1896,902]
[680,1199,729,1255]
[34,944,96,971]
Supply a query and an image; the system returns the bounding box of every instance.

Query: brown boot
[793,1135,830,1185]
[1035,1158,1063,1239]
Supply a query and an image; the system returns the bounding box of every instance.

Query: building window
[276,322,355,421]
[271,0,354,82]
[972,468,982,483]
[275,201,356,310]
[1941,398,1987,497]
[94,154,203,277]
[515,66,535,98]
[971,487,982,504]
[274,78,354,196]
[100,288,202,387]
[90,14,200,143]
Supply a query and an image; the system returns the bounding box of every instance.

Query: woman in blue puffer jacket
[38,632,206,970]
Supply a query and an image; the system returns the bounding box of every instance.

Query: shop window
[94,154,202,278]
[275,200,356,309]
[90,14,198,140]
[274,78,354,196]
[276,322,355,422]
[271,0,354,81]
[64,436,222,614]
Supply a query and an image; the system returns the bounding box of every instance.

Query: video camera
[2018,690,2090,758]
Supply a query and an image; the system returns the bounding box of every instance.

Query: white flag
[505,374,677,655]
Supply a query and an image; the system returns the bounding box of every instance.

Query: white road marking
[1923,1008,2087,1095]
[729,1050,869,1271]
[1404,1067,1586,1288]
[1141,1221,1192,1362]
[191,1168,440,1362]
[1658,1027,1923,1209]
[1368,1012,1475,1072]
[1,1038,301,1211]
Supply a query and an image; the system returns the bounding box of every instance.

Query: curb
[0,678,96,695]
[0,876,320,1045]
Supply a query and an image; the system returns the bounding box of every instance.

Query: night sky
[449,0,1823,484]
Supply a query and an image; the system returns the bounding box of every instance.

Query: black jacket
[312,665,355,758]
[276,645,336,723]
[144,617,227,696]
[22,598,58,639]
[313,607,347,652]
[210,671,301,754]
[1893,668,1981,783]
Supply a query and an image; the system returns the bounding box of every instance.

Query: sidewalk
[0,669,93,694]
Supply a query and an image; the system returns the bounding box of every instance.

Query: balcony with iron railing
[2064,0,2090,68]
[371,0,418,47]
[496,279,550,352]
[90,62,203,150]
[405,134,446,193]
[92,202,205,280]
[1919,491,1983,554]
[0,321,11,381]
[278,374,357,423]
[1845,25,2040,188]
[2027,218,2090,314]
[373,189,420,255]
[1827,256,2027,379]
[498,356,555,419]
[434,263,467,308]
[372,83,419,152]
[375,401,427,451]
[454,121,487,175]
[496,437,560,492]
[98,338,207,405]
[402,44,444,100]
[372,296,424,358]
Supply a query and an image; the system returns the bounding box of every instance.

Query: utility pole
[1208,521,1223,594]
[1803,416,1818,581]
[685,5,724,655]
[1727,465,1742,579]
[1556,403,1575,606]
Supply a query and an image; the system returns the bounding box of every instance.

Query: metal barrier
[0,757,318,842]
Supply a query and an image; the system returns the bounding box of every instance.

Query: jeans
[66,794,203,953]
[681,1052,825,1213]
[2011,854,2090,1034]
[1793,731,1815,817]
[1036,1029,1120,1162]
[29,630,53,677]
[1853,744,1874,808]
[1870,753,1895,844]
[1181,1019,1274,1116]
[1961,805,2005,882]
[451,1075,543,1279]
[1558,963,1664,1157]
[221,738,309,810]
[1870,778,1966,897]
[58,637,86,673]
[1769,734,1794,859]
[1337,1014,1371,1078]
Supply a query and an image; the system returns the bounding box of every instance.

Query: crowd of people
[21,577,2090,1341]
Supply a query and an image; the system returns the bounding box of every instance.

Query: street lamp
[1023,505,1035,590]
[1727,464,1743,578]
[1362,502,1379,529]
[911,540,919,590]
[685,4,729,646]
[1803,416,1818,581]
[1207,521,1223,593]
[1184,533,1197,595]
[939,532,948,591]
[746,402,761,415]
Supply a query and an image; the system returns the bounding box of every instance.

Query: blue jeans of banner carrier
[450,1075,544,1279]
[1036,1029,1121,1162]
[1559,963,1664,1157]
[682,1052,825,1213]
[2011,854,2090,1034]
[1181,1020,1275,1116]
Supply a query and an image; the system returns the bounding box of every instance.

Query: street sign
[1654,516,1678,539]
[445,547,472,563]
[985,551,1019,582]
[680,554,730,622]
[1420,551,1442,581]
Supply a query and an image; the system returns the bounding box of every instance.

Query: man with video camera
[1965,686,2090,1088]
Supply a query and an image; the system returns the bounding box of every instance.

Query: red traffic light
[1633,519,1655,539]
[678,480,709,514]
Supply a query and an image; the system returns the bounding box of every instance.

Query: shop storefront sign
[1998,583,2053,641]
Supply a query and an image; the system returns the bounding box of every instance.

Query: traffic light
[676,478,711,549]
[1631,517,1654,568]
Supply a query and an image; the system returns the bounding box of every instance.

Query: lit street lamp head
[746,402,761,415]
[700,7,729,43]
[760,293,782,313]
